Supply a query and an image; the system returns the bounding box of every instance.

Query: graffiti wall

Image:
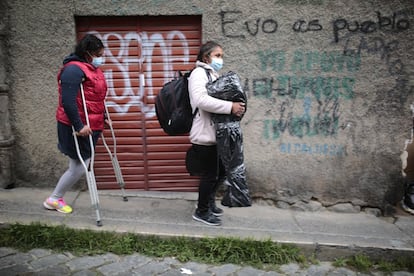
[213,2,414,211]
[5,0,414,211]
[93,29,190,117]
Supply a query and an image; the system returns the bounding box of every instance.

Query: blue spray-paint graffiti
[219,9,411,156]
[262,97,340,139]
[253,49,358,141]
[252,75,355,100]
[279,143,345,156]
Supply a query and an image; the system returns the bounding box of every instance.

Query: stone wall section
[0,0,14,189]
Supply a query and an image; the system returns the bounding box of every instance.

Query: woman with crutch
[43,34,107,214]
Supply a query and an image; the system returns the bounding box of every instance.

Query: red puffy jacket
[56,61,107,131]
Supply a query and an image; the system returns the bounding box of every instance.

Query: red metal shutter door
[76,16,201,191]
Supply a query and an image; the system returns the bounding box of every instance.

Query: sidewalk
[1,187,413,260]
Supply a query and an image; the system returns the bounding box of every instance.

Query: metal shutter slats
[76,15,201,191]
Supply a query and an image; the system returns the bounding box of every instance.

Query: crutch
[100,102,128,201]
[72,83,102,227]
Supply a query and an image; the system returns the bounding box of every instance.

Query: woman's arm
[188,68,233,114]
[60,64,85,132]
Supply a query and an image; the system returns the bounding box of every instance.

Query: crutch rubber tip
[96,221,103,227]
[123,197,128,202]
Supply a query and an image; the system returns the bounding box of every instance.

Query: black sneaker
[402,183,414,215]
[210,204,224,217]
[402,196,414,215]
[195,202,224,217]
[192,209,221,226]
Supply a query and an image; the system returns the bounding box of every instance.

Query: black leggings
[191,144,225,212]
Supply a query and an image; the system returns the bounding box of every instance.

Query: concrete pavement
[0,187,413,275]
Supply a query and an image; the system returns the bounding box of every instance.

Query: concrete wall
[5,0,414,212]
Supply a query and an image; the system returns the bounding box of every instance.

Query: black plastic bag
[206,71,252,207]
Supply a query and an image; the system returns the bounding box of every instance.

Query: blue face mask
[210,58,223,71]
[92,56,104,67]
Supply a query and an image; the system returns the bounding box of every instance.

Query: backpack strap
[205,68,212,83]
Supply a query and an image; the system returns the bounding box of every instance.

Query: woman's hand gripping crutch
[72,83,102,227]
[101,102,128,201]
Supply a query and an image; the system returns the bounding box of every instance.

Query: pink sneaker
[43,197,73,214]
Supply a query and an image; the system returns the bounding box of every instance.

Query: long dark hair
[196,41,222,63]
[74,34,104,58]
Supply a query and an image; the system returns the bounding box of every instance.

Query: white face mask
[87,51,104,67]
[210,57,223,71]
[91,56,104,67]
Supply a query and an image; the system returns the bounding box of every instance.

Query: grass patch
[0,223,413,273]
[333,255,414,273]
[347,254,372,272]
[0,223,304,269]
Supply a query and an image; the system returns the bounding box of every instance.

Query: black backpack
[155,69,209,135]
